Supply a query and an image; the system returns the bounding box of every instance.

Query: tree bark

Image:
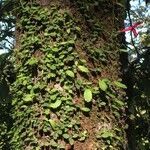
[10,0,127,149]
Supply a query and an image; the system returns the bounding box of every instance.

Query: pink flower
[120,22,142,37]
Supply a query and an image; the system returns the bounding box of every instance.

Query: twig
[126,0,140,57]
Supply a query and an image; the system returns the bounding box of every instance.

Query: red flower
[120,22,142,37]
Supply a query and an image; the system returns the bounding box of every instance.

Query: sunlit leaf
[99,80,108,91]
[49,119,57,130]
[114,81,127,89]
[63,133,70,139]
[44,109,50,115]
[114,99,124,106]
[27,57,38,65]
[50,99,62,109]
[66,70,75,78]
[23,94,33,102]
[101,131,113,138]
[81,107,91,112]
[78,65,89,73]
[84,89,92,102]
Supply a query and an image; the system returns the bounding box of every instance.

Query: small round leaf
[66,70,75,78]
[84,89,92,102]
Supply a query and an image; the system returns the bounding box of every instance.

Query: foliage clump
[1,0,127,149]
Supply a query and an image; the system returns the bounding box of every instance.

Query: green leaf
[57,130,63,135]
[68,47,73,51]
[50,99,62,109]
[50,94,58,101]
[81,107,91,112]
[66,70,75,78]
[84,89,92,102]
[79,136,86,141]
[67,28,71,34]
[114,81,127,89]
[52,47,59,52]
[49,119,57,130]
[113,111,120,117]
[50,32,56,37]
[114,99,124,106]
[120,49,127,52]
[63,133,70,139]
[27,85,32,90]
[99,102,106,106]
[23,94,33,102]
[69,138,74,145]
[44,109,50,115]
[72,134,78,139]
[78,65,89,73]
[50,139,57,147]
[140,110,146,115]
[99,80,108,91]
[27,57,38,65]
[43,103,50,108]
[75,27,81,32]
[101,132,113,138]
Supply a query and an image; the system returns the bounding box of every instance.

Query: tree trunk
[10,0,127,149]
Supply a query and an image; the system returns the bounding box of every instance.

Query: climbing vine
[8,0,127,149]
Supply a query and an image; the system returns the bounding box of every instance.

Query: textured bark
[10,0,127,149]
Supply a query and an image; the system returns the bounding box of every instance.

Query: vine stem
[126,0,140,57]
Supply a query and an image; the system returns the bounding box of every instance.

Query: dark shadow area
[0,53,15,150]
[121,43,150,149]
[128,49,150,150]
